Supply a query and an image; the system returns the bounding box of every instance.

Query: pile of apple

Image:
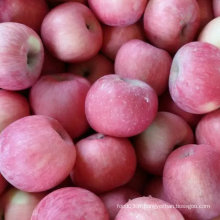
[1,0,220,219]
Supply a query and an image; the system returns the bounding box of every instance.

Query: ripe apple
[88,0,148,27]
[198,17,220,49]
[144,0,200,54]
[0,115,76,192]
[101,22,145,60]
[85,74,158,137]
[100,186,140,220]
[68,54,114,84]
[163,144,220,220]
[134,111,194,175]
[115,39,172,95]
[0,188,45,220]
[169,41,220,114]
[71,133,137,193]
[115,196,184,220]
[41,2,103,62]
[0,90,30,133]
[0,22,44,91]
[196,109,220,152]
[213,0,220,17]
[31,187,109,220]
[30,73,91,139]
[0,0,48,33]
[0,174,7,196]
[47,0,87,7]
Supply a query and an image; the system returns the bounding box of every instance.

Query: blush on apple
[30,73,91,139]
[71,133,137,193]
[41,2,103,62]
[85,74,158,137]
[0,115,76,192]
[31,187,109,220]
[0,22,44,91]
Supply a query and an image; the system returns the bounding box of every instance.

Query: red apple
[41,2,103,62]
[0,0,48,33]
[30,73,91,139]
[88,0,148,27]
[101,22,145,60]
[0,90,30,133]
[213,0,220,17]
[169,41,220,114]
[0,174,7,196]
[115,39,172,95]
[47,0,87,7]
[144,0,200,54]
[163,144,220,220]
[0,22,44,90]
[31,187,109,220]
[68,54,114,84]
[71,133,137,193]
[100,186,140,220]
[115,196,184,220]
[196,109,220,152]
[85,74,158,137]
[0,115,76,192]
[134,111,194,175]
[0,188,45,220]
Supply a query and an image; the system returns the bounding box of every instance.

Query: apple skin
[198,17,220,49]
[0,115,76,192]
[0,22,44,91]
[213,0,220,17]
[100,186,140,220]
[88,0,148,27]
[169,41,220,114]
[196,109,220,152]
[101,23,145,60]
[68,54,114,84]
[0,90,30,133]
[30,73,91,139]
[115,196,184,220]
[47,0,87,7]
[0,0,48,33]
[0,174,7,196]
[85,74,158,137]
[115,39,172,95]
[159,90,202,128]
[31,187,109,220]
[41,2,103,63]
[134,111,194,175]
[0,188,45,220]
[70,133,137,193]
[163,144,220,220]
[144,0,200,54]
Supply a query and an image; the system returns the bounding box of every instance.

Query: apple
[115,196,184,220]
[31,187,109,220]
[41,49,66,75]
[68,54,114,84]
[41,2,103,62]
[169,41,220,114]
[101,22,145,60]
[0,22,44,91]
[198,17,220,49]
[134,111,194,175]
[144,0,200,54]
[0,90,30,133]
[30,73,91,139]
[100,186,140,220]
[70,133,137,193]
[0,115,76,192]
[85,74,158,137]
[88,0,148,27]
[115,39,172,95]
[196,109,220,152]
[47,0,87,7]
[213,0,220,17]
[0,188,45,220]
[0,0,48,33]
[159,90,202,127]
[0,174,7,196]
[163,144,220,220]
